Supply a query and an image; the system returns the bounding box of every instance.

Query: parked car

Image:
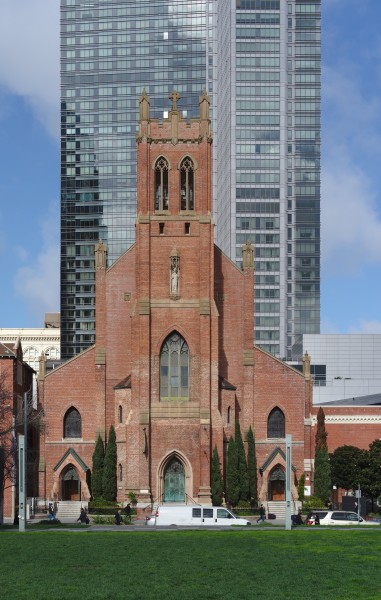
[306,511,328,526]
[307,510,380,526]
[145,505,251,527]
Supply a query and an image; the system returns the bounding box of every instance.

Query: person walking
[124,503,132,523]
[48,503,55,520]
[257,504,266,524]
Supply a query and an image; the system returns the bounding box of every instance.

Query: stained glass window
[180,157,194,211]
[160,332,189,401]
[267,407,285,438]
[64,407,82,438]
[155,156,169,211]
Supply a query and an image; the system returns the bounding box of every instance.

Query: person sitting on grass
[77,507,88,525]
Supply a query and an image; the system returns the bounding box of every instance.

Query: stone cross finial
[199,88,210,120]
[169,90,181,112]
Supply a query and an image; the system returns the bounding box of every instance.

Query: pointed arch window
[64,407,82,438]
[155,156,169,211]
[267,407,285,438]
[180,156,194,211]
[160,332,189,401]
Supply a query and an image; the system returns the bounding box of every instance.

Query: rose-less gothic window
[155,156,169,210]
[64,406,82,438]
[160,332,189,401]
[267,407,285,438]
[180,157,194,211]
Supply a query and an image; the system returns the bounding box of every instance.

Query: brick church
[38,91,314,508]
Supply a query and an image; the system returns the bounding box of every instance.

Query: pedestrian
[48,502,55,520]
[77,507,88,524]
[256,504,266,524]
[115,509,122,525]
[314,513,320,526]
[124,503,132,523]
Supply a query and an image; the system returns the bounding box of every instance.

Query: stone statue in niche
[242,240,254,270]
[170,253,180,298]
[95,240,107,269]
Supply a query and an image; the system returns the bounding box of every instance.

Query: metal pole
[357,483,361,522]
[285,434,292,530]
[18,391,28,531]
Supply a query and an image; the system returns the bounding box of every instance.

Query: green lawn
[2,529,381,599]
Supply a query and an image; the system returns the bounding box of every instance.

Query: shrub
[102,425,117,502]
[302,496,325,511]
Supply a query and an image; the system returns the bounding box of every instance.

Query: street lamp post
[18,390,28,531]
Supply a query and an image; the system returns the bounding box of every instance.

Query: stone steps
[56,501,87,520]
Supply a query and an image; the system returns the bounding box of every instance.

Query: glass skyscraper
[60,0,215,358]
[60,0,320,361]
[216,0,320,359]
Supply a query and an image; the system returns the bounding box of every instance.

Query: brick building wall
[39,92,313,508]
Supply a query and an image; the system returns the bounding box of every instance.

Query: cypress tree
[102,425,117,502]
[226,436,239,506]
[235,420,249,502]
[247,427,258,505]
[91,434,105,500]
[313,408,331,503]
[297,473,305,501]
[211,445,223,506]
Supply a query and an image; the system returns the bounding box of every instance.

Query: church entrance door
[163,458,185,502]
[268,465,285,501]
[61,465,80,501]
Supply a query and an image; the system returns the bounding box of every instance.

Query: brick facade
[39,93,314,508]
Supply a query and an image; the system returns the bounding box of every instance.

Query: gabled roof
[114,374,131,390]
[219,376,237,391]
[260,446,297,473]
[0,341,16,357]
[316,393,381,407]
[53,448,90,472]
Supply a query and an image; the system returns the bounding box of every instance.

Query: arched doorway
[61,465,80,501]
[268,465,285,501]
[163,458,185,502]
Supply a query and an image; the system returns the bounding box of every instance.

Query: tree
[247,427,258,505]
[358,440,381,507]
[211,445,223,506]
[226,436,239,506]
[329,445,363,492]
[91,434,105,500]
[235,421,249,502]
[297,473,305,501]
[0,372,44,523]
[102,425,117,502]
[313,408,331,504]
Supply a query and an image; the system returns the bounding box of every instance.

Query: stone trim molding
[311,414,381,425]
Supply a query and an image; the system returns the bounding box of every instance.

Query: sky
[0,0,381,334]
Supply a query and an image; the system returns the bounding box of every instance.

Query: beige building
[0,313,60,374]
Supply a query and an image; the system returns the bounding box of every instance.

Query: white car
[311,510,380,526]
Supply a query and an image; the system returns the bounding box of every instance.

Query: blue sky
[0,0,381,333]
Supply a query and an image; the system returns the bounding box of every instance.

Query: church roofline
[44,344,95,378]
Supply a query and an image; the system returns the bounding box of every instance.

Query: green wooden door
[164,459,185,502]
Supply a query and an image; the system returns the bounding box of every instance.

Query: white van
[145,505,251,527]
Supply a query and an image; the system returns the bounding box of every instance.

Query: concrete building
[292,334,381,405]
[60,0,321,361]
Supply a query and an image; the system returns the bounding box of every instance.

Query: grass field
[2,529,381,599]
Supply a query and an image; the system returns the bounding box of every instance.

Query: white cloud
[348,321,381,334]
[321,157,381,274]
[0,0,60,139]
[13,204,59,321]
[321,64,381,275]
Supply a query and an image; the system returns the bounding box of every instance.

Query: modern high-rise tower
[60,0,215,359]
[216,0,320,360]
[60,0,320,361]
